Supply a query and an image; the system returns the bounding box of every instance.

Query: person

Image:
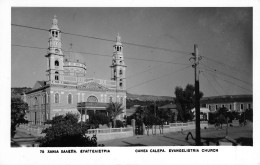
[185,132,195,141]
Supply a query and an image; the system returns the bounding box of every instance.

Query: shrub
[115,120,124,128]
[89,113,110,128]
[37,113,97,147]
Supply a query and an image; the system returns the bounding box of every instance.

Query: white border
[1,0,260,165]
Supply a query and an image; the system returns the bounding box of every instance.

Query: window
[208,105,211,110]
[240,104,244,110]
[77,93,80,103]
[119,82,123,87]
[222,105,225,108]
[109,96,113,103]
[34,97,38,106]
[87,96,98,103]
[117,47,119,51]
[55,93,59,103]
[215,105,218,110]
[248,104,251,109]
[55,71,59,80]
[120,97,123,104]
[230,104,232,110]
[55,60,59,66]
[42,96,45,104]
[68,94,72,104]
[46,94,49,103]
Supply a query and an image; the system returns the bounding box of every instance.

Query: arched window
[55,93,59,103]
[87,96,98,103]
[109,96,113,103]
[240,104,244,110]
[68,94,72,104]
[119,82,123,87]
[34,97,38,106]
[119,69,123,75]
[55,60,59,66]
[55,71,59,80]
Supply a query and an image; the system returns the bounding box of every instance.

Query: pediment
[77,81,109,91]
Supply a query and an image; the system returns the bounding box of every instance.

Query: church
[25,16,127,125]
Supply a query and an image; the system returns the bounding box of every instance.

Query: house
[200,95,253,113]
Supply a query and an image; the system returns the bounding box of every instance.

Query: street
[100,123,252,146]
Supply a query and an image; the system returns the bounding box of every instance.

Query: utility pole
[45,90,47,122]
[191,44,202,146]
[154,100,156,117]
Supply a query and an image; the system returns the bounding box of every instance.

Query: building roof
[32,81,46,90]
[201,95,252,104]
[158,103,177,109]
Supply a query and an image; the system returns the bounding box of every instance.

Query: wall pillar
[131,119,135,135]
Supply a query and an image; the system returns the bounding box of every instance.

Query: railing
[86,127,133,134]
[169,121,208,127]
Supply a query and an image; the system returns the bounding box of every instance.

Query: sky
[11,7,253,97]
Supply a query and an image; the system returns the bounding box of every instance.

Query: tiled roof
[201,95,252,104]
[158,103,177,109]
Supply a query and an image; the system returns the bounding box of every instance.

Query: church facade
[25,16,127,125]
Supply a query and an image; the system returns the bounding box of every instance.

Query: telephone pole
[191,44,202,146]
[154,100,156,117]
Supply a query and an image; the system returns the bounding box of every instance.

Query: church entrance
[77,102,109,122]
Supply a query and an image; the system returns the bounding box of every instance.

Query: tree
[106,102,124,128]
[11,97,28,138]
[89,113,110,128]
[174,84,203,122]
[37,113,97,147]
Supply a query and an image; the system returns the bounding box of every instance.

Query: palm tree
[106,102,125,128]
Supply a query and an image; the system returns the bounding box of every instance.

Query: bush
[115,120,124,128]
[89,113,110,128]
[11,97,28,138]
[37,113,97,147]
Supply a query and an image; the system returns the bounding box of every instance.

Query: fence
[86,127,134,142]
[87,127,133,134]
[18,123,49,137]
[170,121,208,127]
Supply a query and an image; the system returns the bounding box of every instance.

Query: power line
[203,71,226,94]
[11,44,190,65]
[201,72,220,95]
[127,65,191,91]
[126,55,189,79]
[12,23,192,56]
[200,63,252,86]
[202,55,251,75]
[204,70,252,93]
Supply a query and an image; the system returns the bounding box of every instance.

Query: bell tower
[45,15,64,84]
[110,33,126,90]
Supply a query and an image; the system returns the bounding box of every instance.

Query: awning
[77,102,108,110]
